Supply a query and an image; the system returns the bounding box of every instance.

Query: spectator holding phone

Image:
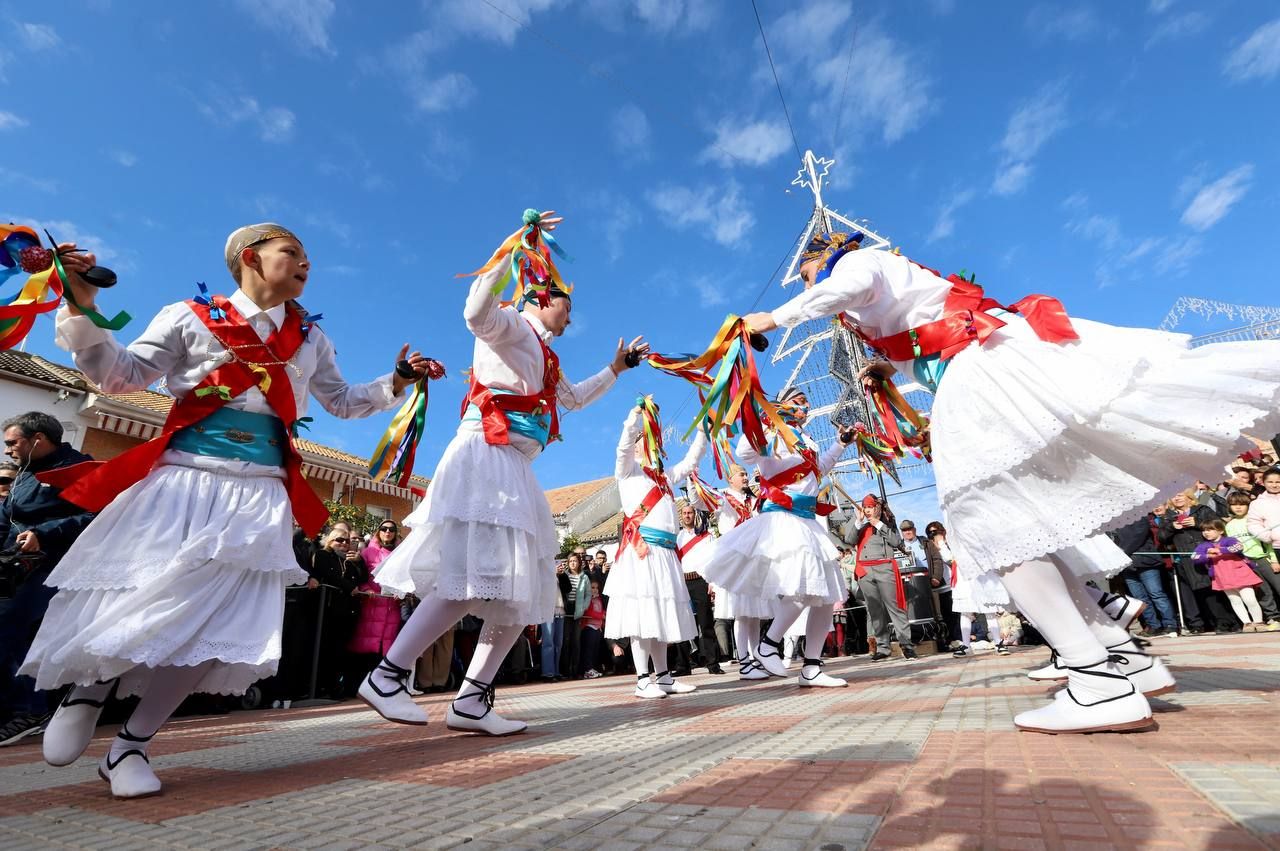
[1158,489,1221,633]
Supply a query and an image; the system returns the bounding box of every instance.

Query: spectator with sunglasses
[0,463,17,501]
[348,522,405,682]
[310,528,368,697]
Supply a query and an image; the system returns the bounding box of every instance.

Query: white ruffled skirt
[20,457,302,697]
[701,512,847,606]
[375,431,558,626]
[950,570,1011,614]
[933,316,1280,579]
[602,545,697,642]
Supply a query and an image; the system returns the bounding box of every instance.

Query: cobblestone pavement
[2,633,1278,850]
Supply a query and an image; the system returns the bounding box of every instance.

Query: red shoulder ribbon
[677,531,710,561]
[722,491,754,525]
[758,453,835,517]
[47,296,330,536]
[857,276,1078,363]
[618,485,666,559]
[460,318,562,446]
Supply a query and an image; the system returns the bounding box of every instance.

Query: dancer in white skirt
[21,224,424,797]
[949,569,1012,657]
[366,212,647,734]
[607,401,705,698]
[741,230,1280,732]
[706,465,771,681]
[702,389,854,688]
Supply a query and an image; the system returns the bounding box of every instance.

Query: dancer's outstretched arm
[668,430,709,487]
[616,405,643,480]
[742,251,887,334]
[561,336,648,412]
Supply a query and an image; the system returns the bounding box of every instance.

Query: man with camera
[0,412,94,746]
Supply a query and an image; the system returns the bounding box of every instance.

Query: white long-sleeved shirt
[771,250,952,376]
[714,489,755,532]
[56,288,400,420]
[736,429,845,498]
[615,407,708,534]
[461,265,617,460]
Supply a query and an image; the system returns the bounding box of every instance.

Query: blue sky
[4,0,1279,526]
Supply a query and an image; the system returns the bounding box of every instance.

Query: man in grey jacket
[840,495,916,661]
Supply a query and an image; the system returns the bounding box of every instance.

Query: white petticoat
[690,538,774,619]
[950,570,1011,614]
[20,459,302,697]
[701,512,847,606]
[932,317,1280,579]
[375,431,558,626]
[602,545,697,642]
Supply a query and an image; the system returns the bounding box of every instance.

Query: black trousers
[579,627,603,673]
[686,576,718,670]
[936,590,958,646]
[561,616,582,677]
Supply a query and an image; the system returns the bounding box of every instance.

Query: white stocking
[959,613,973,647]
[998,559,1110,668]
[385,597,471,671]
[765,598,806,643]
[804,604,834,658]
[734,617,761,661]
[111,661,215,762]
[1239,587,1263,623]
[1049,558,1132,648]
[630,638,651,681]
[987,615,1003,645]
[648,640,669,675]
[453,621,523,717]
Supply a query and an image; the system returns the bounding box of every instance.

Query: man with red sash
[701,389,856,689]
[21,224,427,798]
[740,230,1202,734]
[842,495,914,662]
[368,212,648,732]
[674,501,724,676]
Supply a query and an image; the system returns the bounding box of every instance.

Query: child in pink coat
[1194,518,1265,631]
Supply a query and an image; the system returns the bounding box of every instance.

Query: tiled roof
[580,510,622,545]
[545,476,613,516]
[0,351,428,487]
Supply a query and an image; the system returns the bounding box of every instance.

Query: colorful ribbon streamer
[647,315,801,458]
[636,395,666,473]
[866,376,931,461]
[686,470,722,511]
[368,360,446,487]
[0,224,130,350]
[458,209,573,308]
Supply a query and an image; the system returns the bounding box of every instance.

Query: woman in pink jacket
[348,522,404,657]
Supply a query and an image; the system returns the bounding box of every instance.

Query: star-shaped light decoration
[791,151,836,199]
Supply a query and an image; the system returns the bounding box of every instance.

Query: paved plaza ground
[1,633,1277,850]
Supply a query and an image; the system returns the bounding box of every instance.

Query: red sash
[854,523,906,609]
[759,457,835,517]
[677,531,710,562]
[461,318,562,447]
[618,485,666,559]
[857,277,1078,363]
[45,296,330,536]
[722,491,754,525]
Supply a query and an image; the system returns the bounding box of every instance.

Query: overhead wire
[830,15,860,151]
[750,0,804,164]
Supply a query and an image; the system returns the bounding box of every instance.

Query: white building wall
[0,382,91,450]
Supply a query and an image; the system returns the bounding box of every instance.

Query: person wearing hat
[370,212,650,731]
[23,224,428,798]
[675,500,725,676]
[843,495,915,661]
[736,226,1256,733]
[604,399,706,698]
[708,463,772,681]
[701,387,855,688]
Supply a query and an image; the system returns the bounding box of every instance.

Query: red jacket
[347,542,403,655]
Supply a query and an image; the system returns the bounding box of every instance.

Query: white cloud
[1180,164,1254,231]
[431,0,563,46]
[812,25,934,144]
[1064,198,1200,285]
[421,128,471,182]
[234,0,336,55]
[611,104,652,161]
[1146,11,1209,49]
[991,82,1068,196]
[1,214,125,270]
[1069,213,1123,251]
[0,169,57,194]
[0,110,28,131]
[109,150,138,167]
[690,275,727,308]
[646,180,754,247]
[927,188,975,243]
[413,72,476,113]
[1153,238,1201,275]
[631,0,716,34]
[1026,5,1101,41]
[1223,18,1280,82]
[198,95,296,143]
[701,119,792,167]
[16,23,60,51]
[991,161,1032,197]
[1148,0,1175,13]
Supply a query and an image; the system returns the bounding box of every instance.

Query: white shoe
[358,659,429,726]
[445,678,526,736]
[634,681,668,699]
[1015,658,1155,734]
[738,658,769,681]
[97,727,161,799]
[656,674,696,694]
[755,637,790,677]
[1108,641,1177,697]
[798,660,848,688]
[1097,592,1147,631]
[406,682,426,696]
[44,681,116,767]
[1027,650,1068,681]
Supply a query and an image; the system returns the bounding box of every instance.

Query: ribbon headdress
[802,229,865,286]
[459,209,573,307]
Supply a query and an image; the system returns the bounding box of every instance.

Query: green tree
[558,531,583,558]
[323,501,380,536]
